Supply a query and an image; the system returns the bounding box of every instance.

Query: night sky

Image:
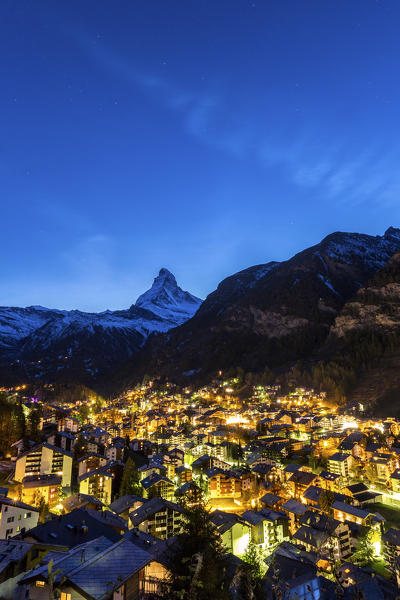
[2,0,400,311]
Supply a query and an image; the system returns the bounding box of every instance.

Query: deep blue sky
[2,0,400,311]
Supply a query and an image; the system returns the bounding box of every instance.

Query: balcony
[139,576,164,598]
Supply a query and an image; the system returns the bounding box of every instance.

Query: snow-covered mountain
[0,269,202,383]
[135,268,202,324]
[0,306,64,349]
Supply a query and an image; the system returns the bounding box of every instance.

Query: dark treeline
[0,392,42,457]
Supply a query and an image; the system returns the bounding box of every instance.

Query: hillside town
[0,376,400,599]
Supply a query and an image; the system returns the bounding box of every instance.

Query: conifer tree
[350,529,375,567]
[161,501,230,600]
[119,457,141,497]
[242,541,265,579]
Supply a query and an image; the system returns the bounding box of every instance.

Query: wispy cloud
[78,35,400,211]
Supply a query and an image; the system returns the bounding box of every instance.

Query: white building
[0,495,39,539]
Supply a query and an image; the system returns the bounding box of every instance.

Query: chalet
[367,453,396,485]
[318,470,340,492]
[175,465,192,485]
[209,510,250,556]
[109,494,147,525]
[293,509,352,561]
[19,536,167,600]
[20,474,62,509]
[241,508,289,555]
[140,473,175,501]
[138,461,168,481]
[58,416,79,433]
[77,454,108,478]
[287,470,319,499]
[191,455,230,475]
[331,500,383,528]
[0,539,67,600]
[281,498,308,535]
[78,467,114,505]
[46,430,76,452]
[260,493,284,510]
[129,497,186,539]
[207,469,242,499]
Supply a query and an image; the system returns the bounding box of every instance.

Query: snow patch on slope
[322,229,400,268]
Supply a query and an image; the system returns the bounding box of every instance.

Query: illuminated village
[1,375,400,599]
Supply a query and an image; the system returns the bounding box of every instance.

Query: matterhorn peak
[158,267,174,277]
[156,268,177,284]
[135,268,202,324]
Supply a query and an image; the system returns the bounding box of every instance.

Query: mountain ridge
[120,227,400,397]
[0,269,201,384]
[2,227,400,415]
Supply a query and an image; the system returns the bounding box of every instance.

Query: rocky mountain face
[318,249,400,414]
[0,269,201,385]
[126,228,400,388]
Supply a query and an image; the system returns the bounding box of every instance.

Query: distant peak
[135,268,202,323]
[384,226,400,240]
[157,268,176,281]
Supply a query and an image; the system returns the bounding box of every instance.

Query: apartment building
[15,444,72,489]
[0,493,39,538]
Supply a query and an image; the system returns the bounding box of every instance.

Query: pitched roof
[390,469,400,480]
[140,472,174,490]
[283,464,303,473]
[210,510,248,534]
[382,527,400,546]
[318,471,340,482]
[260,492,283,507]
[62,493,105,512]
[21,508,122,546]
[68,538,152,599]
[292,525,329,549]
[21,536,153,600]
[78,466,115,483]
[299,510,341,534]
[288,471,317,485]
[242,508,285,526]
[20,536,112,585]
[331,501,371,520]
[327,452,351,462]
[0,539,63,576]
[129,497,185,527]
[22,474,62,488]
[0,496,39,512]
[346,483,369,495]
[109,495,147,515]
[281,499,308,515]
[17,442,73,460]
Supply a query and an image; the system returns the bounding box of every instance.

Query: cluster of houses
[2,385,400,598]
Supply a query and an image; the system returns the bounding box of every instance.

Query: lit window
[36,581,45,587]
[60,594,71,600]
